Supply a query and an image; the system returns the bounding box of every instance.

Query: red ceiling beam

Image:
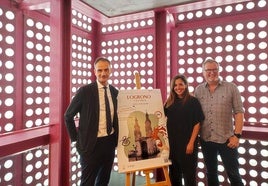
[18,0,50,10]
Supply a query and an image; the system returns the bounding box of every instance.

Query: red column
[49,0,72,185]
[155,11,168,101]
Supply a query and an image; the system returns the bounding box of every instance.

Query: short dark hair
[94,57,111,68]
[202,58,220,69]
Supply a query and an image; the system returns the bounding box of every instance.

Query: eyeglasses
[204,68,218,73]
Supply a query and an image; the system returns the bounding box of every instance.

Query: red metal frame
[49,0,72,185]
[0,0,267,186]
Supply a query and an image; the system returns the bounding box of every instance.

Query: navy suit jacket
[64,82,119,156]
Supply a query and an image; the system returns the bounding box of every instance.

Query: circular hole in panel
[35,161,42,169]
[247,53,256,61]
[5,85,14,94]
[247,32,256,40]
[249,181,258,186]
[248,107,257,114]
[187,67,194,74]
[259,42,267,50]
[215,36,223,43]
[225,45,233,52]
[236,23,244,31]
[5,98,14,106]
[35,33,43,40]
[218,174,225,182]
[205,9,212,16]
[215,7,222,14]
[26,109,33,117]
[5,123,14,132]
[35,119,42,126]
[226,55,233,62]
[225,65,234,72]
[186,12,194,19]
[247,75,256,82]
[236,33,244,41]
[258,20,267,28]
[196,38,203,45]
[248,85,256,93]
[5,35,15,45]
[249,147,258,155]
[236,75,245,83]
[247,64,256,71]
[5,73,14,81]
[258,0,267,7]
[249,170,258,177]
[226,75,233,82]
[178,31,185,38]
[187,30,194,37]
[178,14,185,21]
[5,61,14,69]
[236,65,244,72]
[5,48,14,57]
[4,159,13,169]
[4,172,13,181]
[259,85,267,93]
[236,44,244,51]
[205,37,212,44]
[248,117,257,123]
[196,48,203,54]
[259,74,268,82]
[225,5,233,13]
[147,35,153,42]
[225,24,233,32]
[5,11,15,20]
[246,2,255,9]
[249,159,258,167]
[235,3,244,11]
[178,50,185,56]
[178,68,185,74]
[195,10,203,18]
[196,28,203,35]
[187,49,194,55]
[26,120,34,128]
[4,110,13,119]
[247,43,256,50]
[178,40,185,47]
[248,96,257,103]
[205,47,213,54]
[247,22,255,29]
[236,54,244,62]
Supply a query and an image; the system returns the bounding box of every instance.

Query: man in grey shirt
[195,58,244,186]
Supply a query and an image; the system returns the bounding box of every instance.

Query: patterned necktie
[104,86,112,134]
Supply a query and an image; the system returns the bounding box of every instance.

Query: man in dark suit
[64,57,119,186]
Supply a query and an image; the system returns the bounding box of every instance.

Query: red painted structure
[0,0,267,185]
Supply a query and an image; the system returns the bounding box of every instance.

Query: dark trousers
[200,139,244,186]
[80,134,116,186]
[169,151,198,186]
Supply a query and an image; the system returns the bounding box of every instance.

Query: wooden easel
[125,165,171,186]
[124,72,171,186]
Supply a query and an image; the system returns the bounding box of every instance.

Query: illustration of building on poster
[117,89,171,173]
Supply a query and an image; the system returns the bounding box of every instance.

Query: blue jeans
[200,139,244,186]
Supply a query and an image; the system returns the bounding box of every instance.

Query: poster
[117,89,170,173]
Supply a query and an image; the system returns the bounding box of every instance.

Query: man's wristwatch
[234,133,242,138]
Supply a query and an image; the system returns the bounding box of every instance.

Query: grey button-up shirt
[195,80,244,143]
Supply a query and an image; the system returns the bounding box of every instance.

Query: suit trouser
[169,150,198,186]
[200,139,244,186]
[80,134,116,186]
